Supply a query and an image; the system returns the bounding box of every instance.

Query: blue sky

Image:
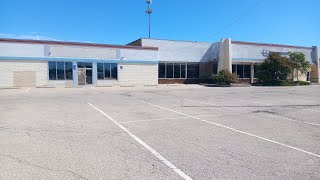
[0,0,319,47]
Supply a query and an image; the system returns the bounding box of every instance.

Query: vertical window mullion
[55,61,58,80]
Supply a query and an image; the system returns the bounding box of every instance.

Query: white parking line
[266,114,320,127]
[119,116,190,124]
[119,114,220,124]
[142,101,320,158]
[25,88,31,92]
[189,99,320,127]
[304,109,320,113]
[87,102,193,180]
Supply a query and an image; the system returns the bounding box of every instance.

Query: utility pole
[146,0,153,38]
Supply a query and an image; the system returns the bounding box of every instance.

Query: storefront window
[166,63,174,78]
[187,63,199,79]
[97,63,118,80]
[48,61,73,80]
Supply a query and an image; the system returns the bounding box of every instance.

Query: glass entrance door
[77,62,93,85]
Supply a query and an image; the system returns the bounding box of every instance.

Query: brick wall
[0,61,48,88]
[97,63,158,86]
[118,63,158,85]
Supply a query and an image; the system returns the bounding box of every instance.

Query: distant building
[0,38,318,88]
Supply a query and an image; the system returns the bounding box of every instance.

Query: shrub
[254,80,310,86]
[212,69,238,85]
[256,53,291,83]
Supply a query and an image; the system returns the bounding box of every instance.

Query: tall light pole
[146,0,152,38]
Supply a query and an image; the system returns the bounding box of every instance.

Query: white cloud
[0,33,58,41]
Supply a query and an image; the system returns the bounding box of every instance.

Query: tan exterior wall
[287,69,308,82]
[0,61,48,88]
[118,63,158,85]
[48,45,117,59]
[97,63,158,86]
[310,64,319,83]
[0,61,74,88]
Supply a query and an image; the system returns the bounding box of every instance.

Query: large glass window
[111,63,118,79]
[237,65,244,78]
[174,63,181,78]
[233,64,252,79]
[181,63,186,78]
[57,62,65,80]
[244,65,251,78]
[187,63,199,79]
[158,63,166,78]
[97,63,104,80]
[49,61,57,80]
[232,64,237,74]
[104,63,111,79]
[166,63,174,78]
[158,62,198,79]
[97,63,118,80]
[48,61,73,80]
[65,62,73,80]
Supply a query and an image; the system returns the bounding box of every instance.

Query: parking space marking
[188,99,320,127]
[87,102,193,180]
[119,116,190,124]
[265,114,320,127]
[119,114,220,124]
[304,109,320,113]
[143,101,320,158]
[25,88,31,92]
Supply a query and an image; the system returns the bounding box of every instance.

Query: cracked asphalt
[0,85,320,179]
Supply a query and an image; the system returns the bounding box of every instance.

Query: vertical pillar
[218,38,232,73]
[250,64,254,84]
[72,61,78,87]
[92,62,97,86]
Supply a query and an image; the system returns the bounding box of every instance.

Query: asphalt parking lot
[1,85,320,180]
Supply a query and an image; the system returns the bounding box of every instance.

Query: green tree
[288,52,309,81]
[256,53,291,83]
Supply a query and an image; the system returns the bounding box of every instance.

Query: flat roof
[232,40,313,50]
[0,38,159,51]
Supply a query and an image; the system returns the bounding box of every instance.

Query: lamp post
[146,0,152,38]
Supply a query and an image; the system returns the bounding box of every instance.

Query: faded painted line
[25,88,31,92]
[119,116,190,124]
[304,109,320,113]
[119,114,220,124]
[185,99,237,110]
[189,99,319,127]
[87,102,193,180]
[142,101,320,159]
[266,114,320,127]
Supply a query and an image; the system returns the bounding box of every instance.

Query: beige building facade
[0,38,319,88]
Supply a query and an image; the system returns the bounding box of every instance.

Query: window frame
[97,63,118,81]
[48,61,73,81]
[159,62,196,79]
[233,64,253,79]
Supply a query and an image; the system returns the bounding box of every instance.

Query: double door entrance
[78,62,93,85]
